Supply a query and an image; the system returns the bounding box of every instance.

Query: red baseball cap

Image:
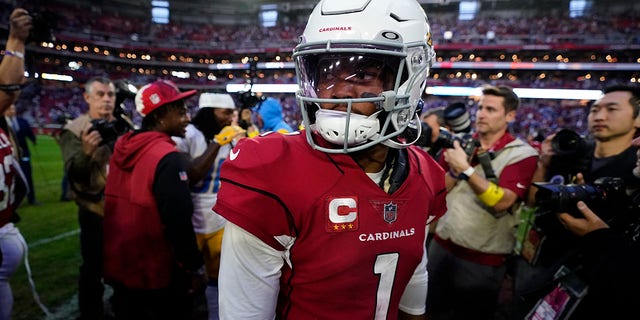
[135,80,197,117]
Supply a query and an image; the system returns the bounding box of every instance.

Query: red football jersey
[214,131,446,319]
[0,129,22,227]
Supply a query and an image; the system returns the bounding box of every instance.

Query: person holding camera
[526,144,640,319]
[419,102,473,161]
[103,80,205,319]
[419,106,446,158]
[0,8,32,320]
[59,76,117,320]
[426,85,539,320]
[525,199,640,319]
[514,84,640,319]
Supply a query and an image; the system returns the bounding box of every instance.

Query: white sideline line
[28,229,80,248]
[26,229,82,319]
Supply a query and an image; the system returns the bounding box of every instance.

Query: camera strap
[477,144,521,184]
[478,152,498,184]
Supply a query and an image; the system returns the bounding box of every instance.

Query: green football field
[9,134,80,320]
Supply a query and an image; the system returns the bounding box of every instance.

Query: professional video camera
[546,129,593,183]
[534,177,627,220]
[89,79,136,146]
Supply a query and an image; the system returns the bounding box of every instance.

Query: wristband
[459,166,475,181]
[477,181,504,207]
[4,50,24,59]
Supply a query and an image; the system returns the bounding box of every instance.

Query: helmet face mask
[294,0,435,153]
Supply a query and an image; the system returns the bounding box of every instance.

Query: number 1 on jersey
[374,253,399,319]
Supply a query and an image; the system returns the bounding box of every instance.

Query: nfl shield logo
[383,202,398,224]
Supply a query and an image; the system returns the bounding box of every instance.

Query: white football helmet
[294,0,435,153]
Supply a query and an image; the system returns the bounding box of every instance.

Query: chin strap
[378,112,422,149]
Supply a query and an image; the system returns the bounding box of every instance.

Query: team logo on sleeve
[326,196,359,233]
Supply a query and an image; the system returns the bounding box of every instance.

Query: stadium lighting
[41,73,74,82]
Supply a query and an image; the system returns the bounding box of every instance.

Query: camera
[529,177,638,266]
[436,128,478,157]
[114,79,138,109]
[546,129,593,183]
[236,91,265,130]
[29,11,57,43]
[237,91,265,109]
[404,122,478,158]
[89,79,136,146]
[444,102,471,134]
[534,177,627,220]
[90,117,130,146]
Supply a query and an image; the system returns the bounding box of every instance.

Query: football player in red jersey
[0,8,32,320]
[213,0,446,319]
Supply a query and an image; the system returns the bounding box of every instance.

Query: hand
[214,125,246,146]
[443,140,471,175]
[537,133,556,168]
[573,172,585,185]
[9,9,32,42]
[188,268,208,296]
[81,129,102,156]
[557,201,609,237]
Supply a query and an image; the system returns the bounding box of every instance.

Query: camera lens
[551,129,582,155]
[444,102,471,133]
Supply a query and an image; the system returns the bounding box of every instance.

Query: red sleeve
[497,155,538,199]
[213,135,295,250]
[214,180,290,250]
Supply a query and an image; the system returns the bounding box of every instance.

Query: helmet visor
[297,53,404,99]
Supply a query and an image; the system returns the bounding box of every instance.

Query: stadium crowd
[7,1,639,51]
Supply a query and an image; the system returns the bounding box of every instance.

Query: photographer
[514,84,640,319]
[551,200,640,319]
[526,194,640,319]
[426,85,539,320]
[418,106,445,158]
[59,76,119,320]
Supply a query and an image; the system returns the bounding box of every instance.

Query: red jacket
[103,131,178,289]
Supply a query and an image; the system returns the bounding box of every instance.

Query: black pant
[19,159,35,204]
[78,207,105,320]
[110,276,192,320]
